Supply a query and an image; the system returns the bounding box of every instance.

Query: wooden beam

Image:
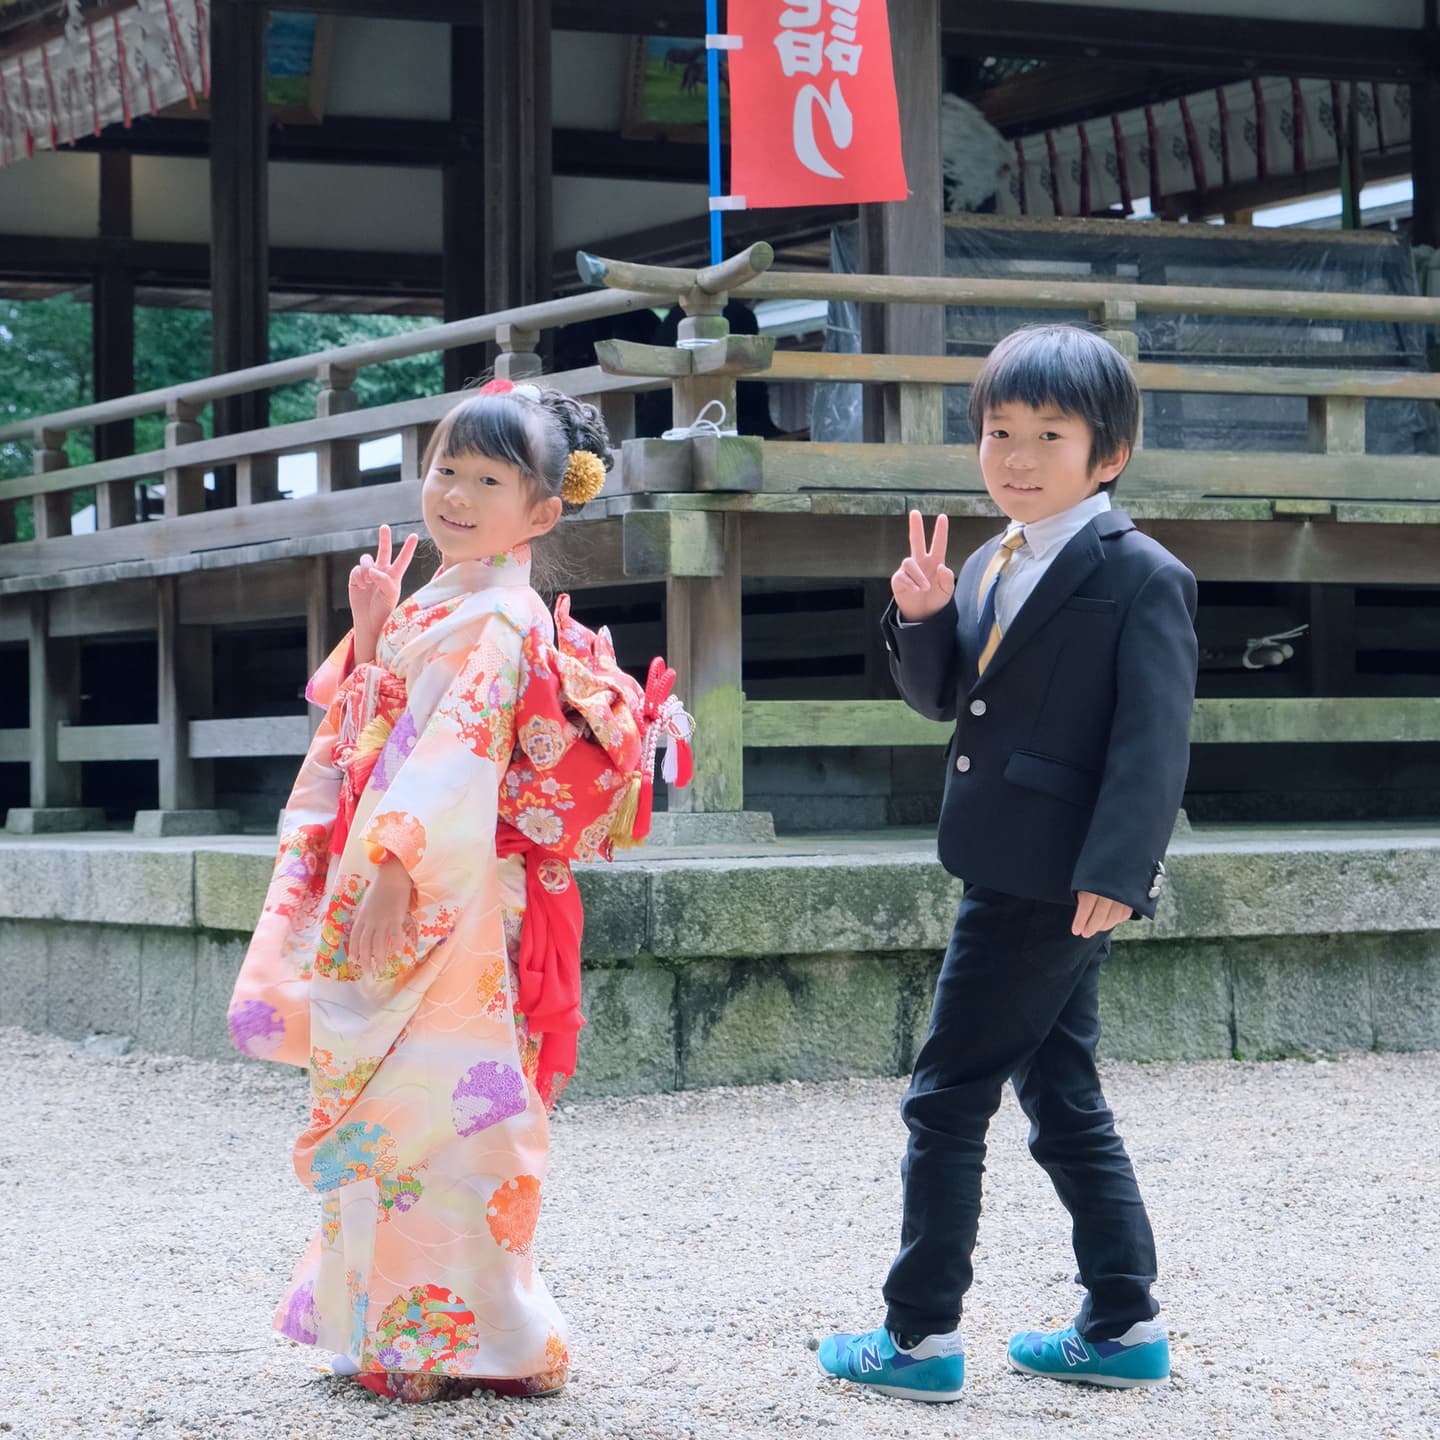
[210,0,270,442]
[74,113,715,182]
[742,697,1440,749]
[240,0,486,22]
[938,0,1427,80]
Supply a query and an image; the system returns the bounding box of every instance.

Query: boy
[818,325,1198,1402]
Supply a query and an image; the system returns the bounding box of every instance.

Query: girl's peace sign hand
[891,510,955,622]
[349,524,419,665]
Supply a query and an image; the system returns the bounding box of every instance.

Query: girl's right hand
[892,510,955,622]
[350,524,419,663]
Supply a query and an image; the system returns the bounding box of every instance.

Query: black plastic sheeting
[811,220,1440,456]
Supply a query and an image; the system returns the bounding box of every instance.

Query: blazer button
[956,754,971,773]
[969,699,987,717]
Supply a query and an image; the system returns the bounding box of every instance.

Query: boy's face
[978,403,1128,525]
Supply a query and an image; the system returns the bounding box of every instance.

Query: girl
[227,380,690,1404]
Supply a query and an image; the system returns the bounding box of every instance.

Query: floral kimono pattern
[228,550,570,1387]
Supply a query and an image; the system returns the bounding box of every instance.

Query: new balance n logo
[1059,1334,1090,1367]
[858,1343,883,1373]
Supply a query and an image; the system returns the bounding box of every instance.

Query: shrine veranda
[2,3,1439,1080]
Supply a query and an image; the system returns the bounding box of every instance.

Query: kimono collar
[419,544,533,602]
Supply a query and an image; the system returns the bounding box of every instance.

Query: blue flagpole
[706,0,722,265]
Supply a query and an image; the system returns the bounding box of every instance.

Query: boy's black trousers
[882,884,1160,1343]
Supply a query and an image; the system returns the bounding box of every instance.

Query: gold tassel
[609,773,642,847]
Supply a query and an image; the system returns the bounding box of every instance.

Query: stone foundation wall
[1,831,1437,1098]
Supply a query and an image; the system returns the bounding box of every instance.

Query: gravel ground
[2,1028,1436,1440]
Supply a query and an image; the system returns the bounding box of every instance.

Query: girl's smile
[420,448,560,565]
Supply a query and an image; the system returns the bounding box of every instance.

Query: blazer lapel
[971,521,1105,688]
[952,540,997,680]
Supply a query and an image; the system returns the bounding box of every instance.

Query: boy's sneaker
[1007,1318,1170,1389]
[816,1326,965,1403]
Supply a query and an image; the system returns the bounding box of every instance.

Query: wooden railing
[3,239,1439,830]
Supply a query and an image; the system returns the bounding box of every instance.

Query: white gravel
[1,1028,1436,1440]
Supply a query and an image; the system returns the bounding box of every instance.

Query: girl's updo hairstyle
[419,383,614,517]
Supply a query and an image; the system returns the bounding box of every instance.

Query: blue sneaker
[816,1326,965,1403]
[1007,1319,1170,1389]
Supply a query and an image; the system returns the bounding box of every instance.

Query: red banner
[727,0,908,208]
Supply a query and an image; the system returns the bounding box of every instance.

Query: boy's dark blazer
[882,508,1198,919]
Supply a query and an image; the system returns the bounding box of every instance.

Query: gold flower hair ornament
[562,449,607,505]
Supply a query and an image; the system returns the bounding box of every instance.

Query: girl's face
[421,447,561,567]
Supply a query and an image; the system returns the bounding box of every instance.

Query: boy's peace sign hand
[350,524,419,665]
[892,510,955,622]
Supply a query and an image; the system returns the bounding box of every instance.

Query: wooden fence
[2,240,1438,829]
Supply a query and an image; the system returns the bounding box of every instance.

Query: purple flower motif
[451,1061,526,1137]
[376,1346,403,1368]
[279,1281,319,1345]
[228,1000,285,1059]
[371,711,419,793]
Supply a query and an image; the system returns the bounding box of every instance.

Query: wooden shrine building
[0,0,1437,838]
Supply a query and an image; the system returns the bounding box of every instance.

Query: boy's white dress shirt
[990,491,1112,632]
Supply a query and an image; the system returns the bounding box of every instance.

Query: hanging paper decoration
[993,77,1411,219]
[0,0,209,166]
[726,0,908,209]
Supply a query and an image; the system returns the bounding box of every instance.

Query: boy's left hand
[1072,891,1132,938]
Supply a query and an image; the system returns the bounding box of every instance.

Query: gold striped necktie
[976,529,1027,675]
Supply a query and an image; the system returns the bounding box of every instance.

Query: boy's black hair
[967,324,1140,492]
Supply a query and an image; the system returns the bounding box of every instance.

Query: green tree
[0,296,442,539]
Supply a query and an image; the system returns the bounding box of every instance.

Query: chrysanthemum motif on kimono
[519,713,568,769]
[378,1167,425,1222]
[451,1060,527,1136]
[373,1284,479,1374]
[515,806,565,847]
[268,823,331,921]
[309,1048,384,1127]
[315,875,368,981]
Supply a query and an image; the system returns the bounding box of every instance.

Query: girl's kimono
[227,548,632,1393]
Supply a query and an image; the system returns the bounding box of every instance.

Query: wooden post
[31,428,71,540]
[306,556,337,678]
[163,399,207,517]
[155,576,213,813]
[209,0,269,449]
[859,0,943,445]
[483,0,553,315]
[494,324,542,381]
[402,423,439,481]
[236,452,281,505]
[1308,395,1366,454]
[316,363,361,492]
[444,20,488,390]
[27,593,82,809]
[673,290,734,434]
[666,515,743,814]
[1093,297,1143,449]
[94,151,137,529]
